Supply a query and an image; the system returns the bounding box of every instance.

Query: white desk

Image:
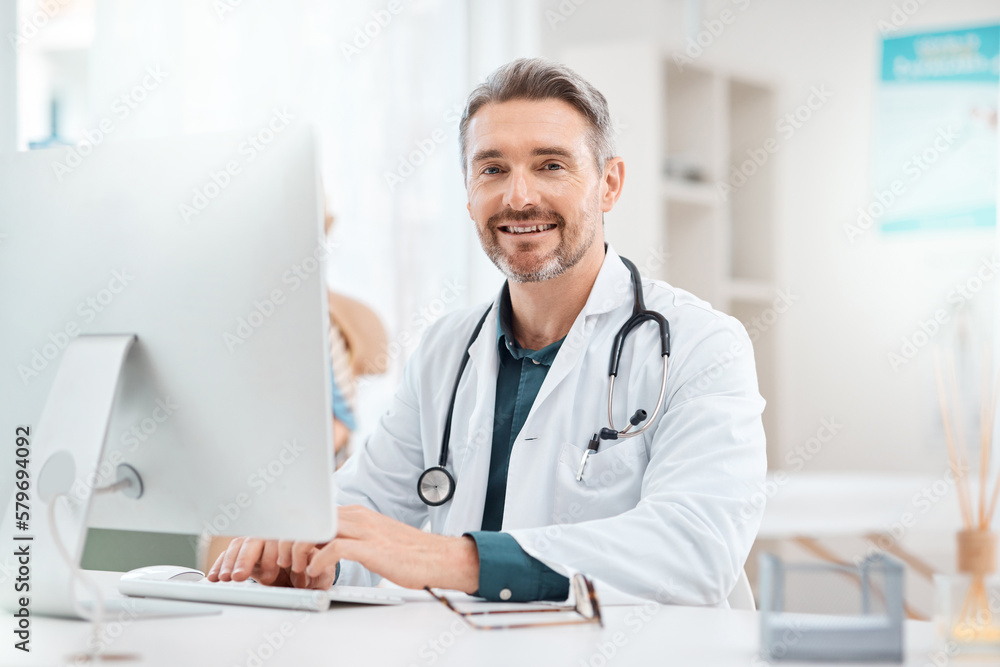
[4,571,942,666]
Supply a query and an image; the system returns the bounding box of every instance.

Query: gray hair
[459,58,616,175]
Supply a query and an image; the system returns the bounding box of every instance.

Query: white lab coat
[335,246,766,605]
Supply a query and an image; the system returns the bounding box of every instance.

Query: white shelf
[728,279,775,304]
[662,178,720,207]
[560,41,780,458]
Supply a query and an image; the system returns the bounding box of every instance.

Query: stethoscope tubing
[436,307,491,468]
[606,353,669,439]
[422,254,671,505]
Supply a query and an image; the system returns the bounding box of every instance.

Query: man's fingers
[206,545,230,582]
[257,540,280,585]
[232,538,265,581]
[276,540,294,569]
[308,569,337,590]
[290,542,315,575]
[289,569,312,589]
[305,541,344,588]
[217,537,246,581]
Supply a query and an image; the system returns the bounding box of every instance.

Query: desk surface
[3,572,944,666]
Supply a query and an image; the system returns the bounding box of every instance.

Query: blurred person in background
[323,205,388,466]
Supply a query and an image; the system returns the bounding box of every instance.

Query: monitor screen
[0,125,337,554]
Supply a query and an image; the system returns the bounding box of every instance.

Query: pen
[576,433,600,482]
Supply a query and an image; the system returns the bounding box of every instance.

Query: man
[209,58,766,605]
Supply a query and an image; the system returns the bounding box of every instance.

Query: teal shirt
[465,284,571,602]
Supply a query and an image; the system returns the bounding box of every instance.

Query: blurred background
[2,0,998,615]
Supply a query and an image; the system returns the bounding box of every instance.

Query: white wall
[0,0,15,152]
[541,0,1000,474]
[33,0,544,437]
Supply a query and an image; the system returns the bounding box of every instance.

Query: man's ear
[600,157,625,213]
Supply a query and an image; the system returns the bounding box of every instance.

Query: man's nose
[502,168,538,210]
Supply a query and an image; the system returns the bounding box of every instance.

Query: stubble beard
[477,208,599,284]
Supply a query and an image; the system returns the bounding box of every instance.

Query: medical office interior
[3,0,1000,659]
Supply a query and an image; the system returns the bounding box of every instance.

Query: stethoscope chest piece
[418,465,456,506]
[418,307,491,507]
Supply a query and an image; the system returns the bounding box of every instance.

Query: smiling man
[210,58,766,606]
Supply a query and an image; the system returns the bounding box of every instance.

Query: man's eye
[483,166,501,175]
[543,163,563,170]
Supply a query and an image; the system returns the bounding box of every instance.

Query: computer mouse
[121,565,206,583]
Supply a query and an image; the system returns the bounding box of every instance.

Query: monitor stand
[0,335,219,620]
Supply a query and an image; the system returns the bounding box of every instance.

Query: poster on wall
[873,24,998,234]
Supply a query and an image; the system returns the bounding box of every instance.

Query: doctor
[210,58,766,605]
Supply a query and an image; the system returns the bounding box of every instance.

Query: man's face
[464,98,606,284]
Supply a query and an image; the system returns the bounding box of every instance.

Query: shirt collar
[491,243,632,363]
[496,282,563,365]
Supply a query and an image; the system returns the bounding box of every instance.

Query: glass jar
[935,573,1000,654]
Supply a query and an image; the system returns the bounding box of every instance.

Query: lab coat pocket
[552,438,649,523]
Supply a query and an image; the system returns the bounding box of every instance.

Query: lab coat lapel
[442,298,499,536]
[525,247,632,417]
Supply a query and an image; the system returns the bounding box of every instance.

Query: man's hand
[205,505,481,593]
[303,505,480,592]
[206,537,323,589]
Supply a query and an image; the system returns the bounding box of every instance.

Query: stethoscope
[416,255,671,507]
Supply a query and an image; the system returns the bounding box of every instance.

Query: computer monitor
[0,124,337,617]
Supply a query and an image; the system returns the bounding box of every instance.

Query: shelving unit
[561,43,782,461]
[661,178,720,206]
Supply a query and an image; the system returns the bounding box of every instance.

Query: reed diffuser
[933,347,1000,645]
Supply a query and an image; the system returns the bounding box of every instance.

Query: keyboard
[119,576,406,612]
